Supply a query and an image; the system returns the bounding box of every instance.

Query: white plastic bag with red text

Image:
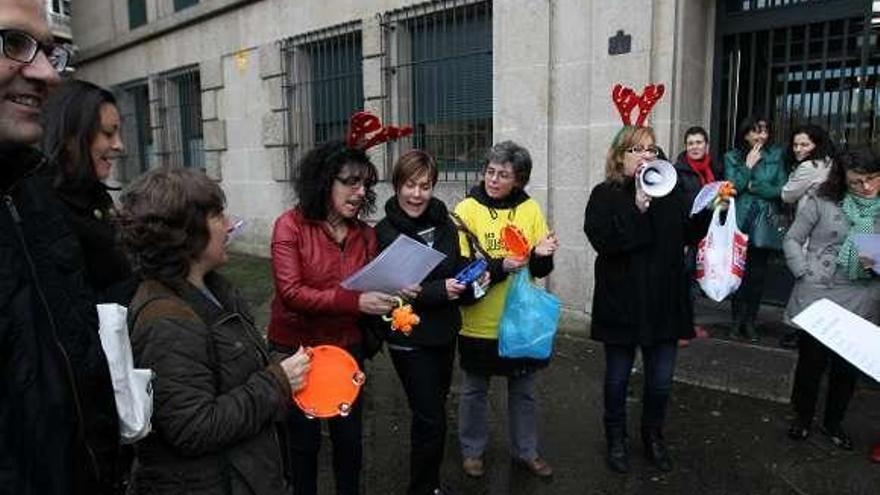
[695,198,748,302]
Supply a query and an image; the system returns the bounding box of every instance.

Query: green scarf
[837,194,880,279]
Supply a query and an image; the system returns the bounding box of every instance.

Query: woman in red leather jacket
[268,141,398,495]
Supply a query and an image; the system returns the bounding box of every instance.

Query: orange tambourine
[501,224,530,259]
[293,345,365,419]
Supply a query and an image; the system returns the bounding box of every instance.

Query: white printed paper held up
[791,298,880,383]
[341,234,446,294]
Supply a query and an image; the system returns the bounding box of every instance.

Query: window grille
[729,0,832,12]
[115,81,153,180]
[129,0,147,29]
[283,23,364,174]
[383,0,492,183]
[157,68,204,169]
[718,14,879,149]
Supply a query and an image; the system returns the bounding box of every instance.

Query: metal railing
[282,23,364,176]
[382,0,492,183]
[717,11,878,150]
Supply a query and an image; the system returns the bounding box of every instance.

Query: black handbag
[746,201,784,250]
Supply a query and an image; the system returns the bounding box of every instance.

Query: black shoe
[606,431,630,473]
[821,424,854,451]
[642,430,673,472]
[741,322,759,344]
[779,331,799,349]
[787,418,811,441]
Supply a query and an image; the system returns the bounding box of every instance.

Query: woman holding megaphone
[584,123,706,474]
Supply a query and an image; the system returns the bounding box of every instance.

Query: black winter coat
[0,148,119,495]
[374,197,471,348]
[672,151,721,210]
[128,273,291,495]
[584,180,697,346]
[56,182,136,305]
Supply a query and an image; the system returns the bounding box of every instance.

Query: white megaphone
[638,159,678,197]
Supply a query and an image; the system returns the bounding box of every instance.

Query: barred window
[174,0,199,12]
[730,0,828,12]
[129,0,147,29]
[284,24,364,171]
[115,81,152,180]
[384,1,492,182]
[157,68,204,169]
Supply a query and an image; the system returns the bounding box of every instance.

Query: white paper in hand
[690,181,724,217]
[342,234,446,293]
[792,298,880,383]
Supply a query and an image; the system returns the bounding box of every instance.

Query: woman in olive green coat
[723,116,788,342]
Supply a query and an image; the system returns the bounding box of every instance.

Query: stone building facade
[70,0,875,322]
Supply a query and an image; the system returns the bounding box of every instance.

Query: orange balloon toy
[383,297,420,335]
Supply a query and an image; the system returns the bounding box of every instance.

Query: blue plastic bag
[498,270,561,359]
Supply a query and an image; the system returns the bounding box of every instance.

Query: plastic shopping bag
[695,198,748,302]
[498,270,562,359]
[97,303,154,444]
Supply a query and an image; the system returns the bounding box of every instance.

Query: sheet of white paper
[690,181,724,217]
[341,234,446,293]
[791,298,880,383]
[852,233,880,274]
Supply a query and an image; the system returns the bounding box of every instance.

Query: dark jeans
[603,343,678,436]
[272,343,363,495]
[791,332,858,428]
[389,345,455,495]
[732,246,772,327]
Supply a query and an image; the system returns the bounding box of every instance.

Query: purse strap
[449,212,492,260]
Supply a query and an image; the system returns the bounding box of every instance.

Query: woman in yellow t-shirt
[454,141,558,480]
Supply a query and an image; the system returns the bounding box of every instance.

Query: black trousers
[274,343,364,495]
[389,345,455,495]
[791,332,858,428]
[732,246,771,327]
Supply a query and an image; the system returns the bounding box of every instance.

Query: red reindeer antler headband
[346,111,413,150]
[612,83,665,127]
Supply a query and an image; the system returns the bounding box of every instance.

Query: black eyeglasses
[0,29,70,72]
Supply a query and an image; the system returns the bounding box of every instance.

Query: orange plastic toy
[713,181,737,209]
[501,224,530,259]
[383,297,420,335]
[293,345,365,419]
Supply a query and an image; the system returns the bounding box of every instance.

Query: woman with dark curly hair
[42,79,135,304]
[119,167,311,495]
[782,123,836,206]
[268,140,399,495]
[784,148,880,451]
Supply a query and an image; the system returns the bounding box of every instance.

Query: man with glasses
[0,2,119,495]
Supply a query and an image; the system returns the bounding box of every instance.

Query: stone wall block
[259,42,284,79]
[204,151,223,180]
[268,146,290,181]
[201,90,218,121]
[201,58,224,90]
[266,76,286,111]
[261,112,286,147]
[204,120,228,151]
[361,16,382,58]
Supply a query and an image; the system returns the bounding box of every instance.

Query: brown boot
[513,457,553,478]
[462,457,484,478]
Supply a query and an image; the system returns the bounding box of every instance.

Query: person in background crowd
[673,126,719,344]
[776,123,837,349]
[455,141,558,480]
[782,123,835,206]
[871,439,880,463]
[268,141,401,495]
[584,126,699,474]
[0,1,120,493]
[783,147,880,452]
[375,149,485,495]
[42,79,136,305]
[119,167,310,495]
[724,115,788,343]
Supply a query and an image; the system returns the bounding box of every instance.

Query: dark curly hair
[118,167,226,285]
[41,79,118,192]
[786,123,835,168]
[818,147,880,203]
[296,140,378,220]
